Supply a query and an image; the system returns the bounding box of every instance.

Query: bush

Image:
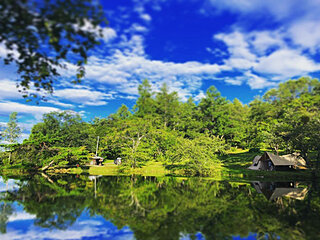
[249,147,260,153]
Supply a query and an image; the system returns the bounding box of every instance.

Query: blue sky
[1,0,320,140]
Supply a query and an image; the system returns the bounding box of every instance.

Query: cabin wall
[275,166,293,171]
[259,160,269,170]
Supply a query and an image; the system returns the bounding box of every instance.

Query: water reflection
[0,175,319,240]
[252,181,308,201]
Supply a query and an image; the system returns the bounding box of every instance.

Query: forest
[1,77,320,176]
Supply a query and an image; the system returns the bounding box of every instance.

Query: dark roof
[266,152,294,166]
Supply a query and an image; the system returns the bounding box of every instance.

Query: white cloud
[194,91,206,101]
[129,23,148,33]
[0,43,19,59]
[215,32,256,61]
[249,31,284,55]
[2,219,134,240]
[213,28,320,88]
[254,49,320,79]
[0,79,22,100]
[0,101,59,120]
[9,212,36,222]
[288,19,320,52]
[244,72,276,89]
[140,13,152,22]
[46,99,74,108]
[203,0,320,21]
[102,28,117,42]
[224,77,243,86]
[59,33,228,101]
[75,20,117,43]
[53,88,113,106]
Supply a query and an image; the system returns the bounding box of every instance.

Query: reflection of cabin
[248,152,306,171]
[252,181,308,201]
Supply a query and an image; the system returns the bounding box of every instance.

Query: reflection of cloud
[0,178,19,192]
[9,212,35,222]
[3,216,134,240]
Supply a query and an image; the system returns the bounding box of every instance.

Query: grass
[87,162,169,176]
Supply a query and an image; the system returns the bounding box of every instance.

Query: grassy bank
[1,149,319,181]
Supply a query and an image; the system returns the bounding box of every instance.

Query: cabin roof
[265,152,295,166]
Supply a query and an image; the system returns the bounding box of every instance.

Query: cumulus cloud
[53,88,113,106]
[254,49,320,79]
[203,0,320,22]
[288,19,320,52]
[213,28,320,88]
[60,32,229,101]
[0,101,59,120]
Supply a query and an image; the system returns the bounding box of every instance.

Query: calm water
[0,175,319,240]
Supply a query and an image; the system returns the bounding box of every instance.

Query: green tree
[104,118,155,168]
[262,77,320,162]
[199,86,230,137]
[3,112,21,144]
[226,98,249,147]
[0,0,106,99]
[155,83,180,128]
[0,202,14,234]
[3,112,22,163]
[135,79,155,117]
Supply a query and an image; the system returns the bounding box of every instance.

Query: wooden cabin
[248,152,306,171]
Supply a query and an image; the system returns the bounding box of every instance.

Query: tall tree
[3,112,21,144]
[3,112,21,163]
[199,86,230,137]
[155,83,180,128]
[135,79,155,117]
[226,98,249,147]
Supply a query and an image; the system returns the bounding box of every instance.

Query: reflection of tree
[0,202,14,233]
[2,175,320,239]
[4,175,88,230]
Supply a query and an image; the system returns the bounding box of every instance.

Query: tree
[3,112,21,144]
[0,0,106,99]
[29,111,93,149]
[113,104,132,120]
[199,86,230,136]
[3,112,22,163]
[134,79,155,116]
[262,77,320,162]
[155,83,180,128]
[226,98,249,147]
[104,118,155,168]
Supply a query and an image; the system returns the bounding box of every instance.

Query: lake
[0,174,319,240]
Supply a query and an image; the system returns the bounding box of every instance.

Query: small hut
[248,152,306,171]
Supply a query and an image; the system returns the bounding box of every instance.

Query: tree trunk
[8,152,12,165]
